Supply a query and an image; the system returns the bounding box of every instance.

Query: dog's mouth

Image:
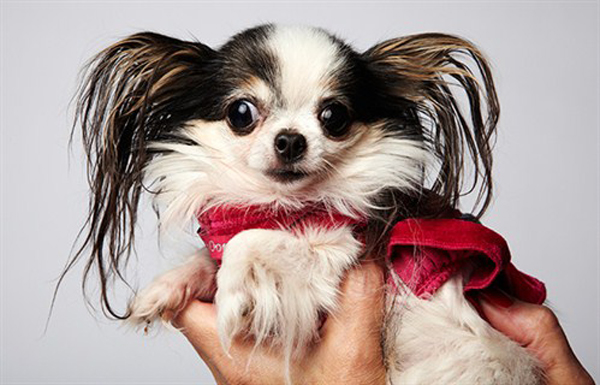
[266,167,309,183]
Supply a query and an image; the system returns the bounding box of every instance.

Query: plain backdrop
[1,1,598,384]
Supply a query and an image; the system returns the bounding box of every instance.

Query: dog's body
[132,227,542,384]
[68,25,544,383]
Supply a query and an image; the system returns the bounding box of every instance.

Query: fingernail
[479,288,515,309]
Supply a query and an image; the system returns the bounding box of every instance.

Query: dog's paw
[215,226,361,354]
[128,251,216,328]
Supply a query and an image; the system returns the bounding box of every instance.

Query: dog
[66,24,546,384]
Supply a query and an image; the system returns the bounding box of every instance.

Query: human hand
[475,289,595,385]
[174,260,387,385]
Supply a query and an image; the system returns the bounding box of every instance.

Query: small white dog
[65,25,547,384]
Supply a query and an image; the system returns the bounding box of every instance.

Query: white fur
[384,273,543,384]
[143,25,427,231]
[145,121,427,231]
[216,225,361,381]
[249,26,352,180]
[128,249,216,325]
[128,25,541,385]
[268,25,344,110]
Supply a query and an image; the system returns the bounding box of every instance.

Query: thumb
[477,288,557,348]
[477,288,594,385]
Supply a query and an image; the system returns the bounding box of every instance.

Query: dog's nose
[274,131,307,163]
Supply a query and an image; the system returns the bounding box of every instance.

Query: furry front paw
[128,251,216,327]
[129,276,187,326]
[215,227,361,355]
[215,229,315,353]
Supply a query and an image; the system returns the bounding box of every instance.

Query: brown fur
[56,28,499,320]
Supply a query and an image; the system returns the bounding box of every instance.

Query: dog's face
[218,26,362,186]
[142,25,428,221]
[72,24,498,317]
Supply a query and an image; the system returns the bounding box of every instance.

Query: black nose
[274,131,307,163]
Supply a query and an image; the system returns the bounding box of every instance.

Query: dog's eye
[227,99,259,134]
[319,102,351,138]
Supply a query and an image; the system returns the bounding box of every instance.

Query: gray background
[1,1,598,384]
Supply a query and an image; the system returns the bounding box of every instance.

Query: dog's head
[72,24,498,317]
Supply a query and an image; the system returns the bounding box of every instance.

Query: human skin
[475,288,595,385]
[175,259,386,385]
[175,261,595,385]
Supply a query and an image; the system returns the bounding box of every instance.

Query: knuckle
[532,305,560,331]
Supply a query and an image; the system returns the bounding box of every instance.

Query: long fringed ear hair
[364,33,500,219]
[58,33,217,319]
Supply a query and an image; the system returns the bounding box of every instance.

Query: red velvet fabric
[197,206,546,304]
[388,218,546,304]
[197,204,359,262]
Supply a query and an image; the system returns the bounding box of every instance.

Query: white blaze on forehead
[268,26,343,108]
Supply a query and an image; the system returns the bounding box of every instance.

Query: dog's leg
[128,248,217,326]
[385,273,543,385]
[215,225,361,357]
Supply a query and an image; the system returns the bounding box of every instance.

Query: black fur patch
[62,26,499,320]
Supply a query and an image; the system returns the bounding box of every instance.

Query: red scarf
[197,205,546,304]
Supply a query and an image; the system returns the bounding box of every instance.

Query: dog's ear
[363,33,499,218]
[66,32,216,318]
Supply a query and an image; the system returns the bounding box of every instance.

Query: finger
[476,288,562,349]
[174,300,222,353]
[323,259,385,343]
[176,300,287,382]
[476,288,594,384]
